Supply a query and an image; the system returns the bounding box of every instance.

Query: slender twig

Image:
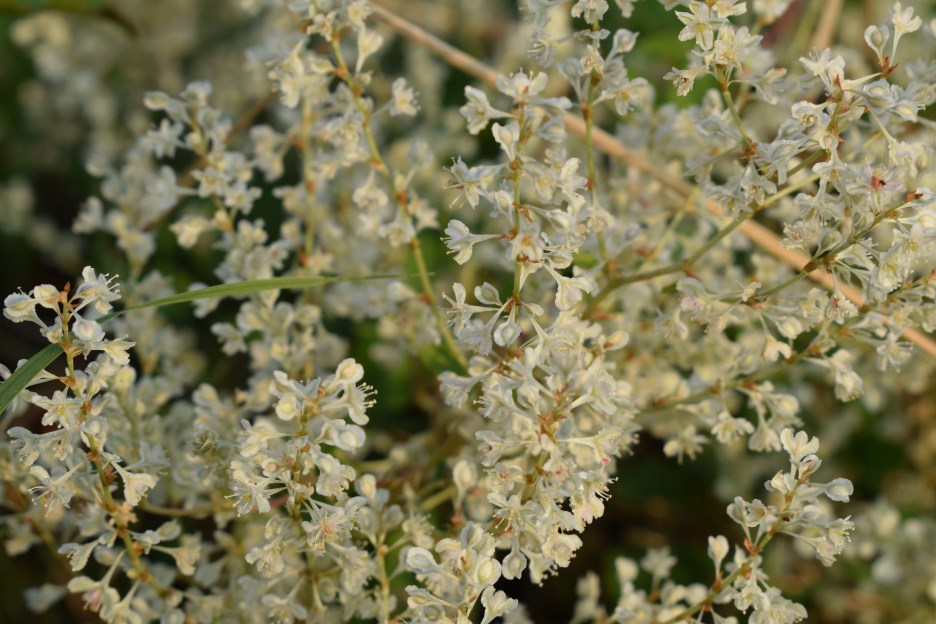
[418,484,457,513]
[718,68,753,153]
[583,263,681,318]
[755,271,811,300]
[584,212,750,318]
[645,195,692,265]
[811,0,844,51]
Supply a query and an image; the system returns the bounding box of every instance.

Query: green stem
[748,197,907,304]
[718,68,753,153]
[780,150,825,182]
[56,302,170,598]
[418,484,456,513]
[756,271,811,300]
[412,237,468,370]
[583,53,607,262]
[584,213,751,318]
[638,356,799,419]
[511,106,527,305]
[331,38,467,372]
[583,263,683,317]
[657,484,801,624]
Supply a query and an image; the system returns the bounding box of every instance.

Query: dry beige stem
[369,2,936,359]
[812,0,845,51]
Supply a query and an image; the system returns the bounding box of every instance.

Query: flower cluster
[566,429,853,623]
[4,266,128,362]
[2,0,935,622]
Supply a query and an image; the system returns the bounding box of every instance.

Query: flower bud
[863,25,889,59]
[707,535,729,570]
[406,547,440,575]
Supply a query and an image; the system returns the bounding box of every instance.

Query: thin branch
[584,209,748,318]
[811,0,844,51]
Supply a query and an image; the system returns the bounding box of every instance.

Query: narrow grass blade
[106,274,395,319]
[0,274,396,414]
[0,343,63,416]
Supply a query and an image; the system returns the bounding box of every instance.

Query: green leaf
[111,274,394,319]
[0,343,63,417]
[0,274,395,415]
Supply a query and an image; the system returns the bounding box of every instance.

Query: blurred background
[1,1,935,623]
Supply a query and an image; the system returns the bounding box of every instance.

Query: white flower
[707,535,730,570]
[603,76,650,116]
[3,291,40,324]
[29,464,79,512]
[545,265,592,310]
[192,167,228,198]
[664,64,707,96]
[71,313,105,344]
[675,2,726,50]
[825,291,858,324]
[663,426,707,463]
[446,157,488,208]
[753,0,793,22]
[171,215,213,248]
[864,24,889,61]
[824,350,864,401]
[553,158,587,204]
[406,547,441,574]
[571,0,609,24]
[763,334,792,362]
[442,220,499,265]
[460,86,508,135]
[355,27,384,73]
[111,461,158,506]
[480,586,518,624]
[32,284,61,310]
[228,463,275,515]
[609,28,639,56]
[779,429,819,463]
[818,477,854,502]
[542,532,582,568]
[711,411,754,443]
[891,1,921,58]
[641,547,676,580]
[492,306,521,347]
[74,267,120,314]
[390,78,418,116]
[800,48,846,95]
[492,121,521,161]
[496,70,548,101]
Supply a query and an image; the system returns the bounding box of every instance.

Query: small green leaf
[0,274,396,415]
